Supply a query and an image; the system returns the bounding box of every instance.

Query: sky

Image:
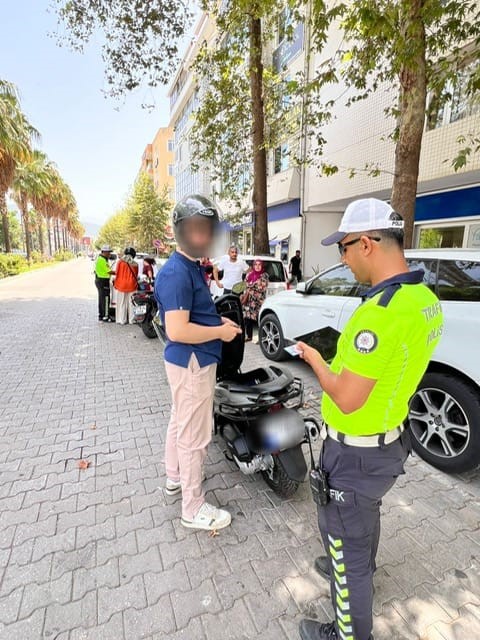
[1,0,187,229]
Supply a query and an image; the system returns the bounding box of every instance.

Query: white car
[258,249,480,474]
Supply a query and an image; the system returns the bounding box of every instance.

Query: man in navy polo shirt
[155,194,241,531]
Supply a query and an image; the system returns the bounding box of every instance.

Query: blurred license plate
[134,305,147,315]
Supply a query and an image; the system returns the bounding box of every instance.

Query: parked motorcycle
[131,290,159,339]
[214,294,319,497]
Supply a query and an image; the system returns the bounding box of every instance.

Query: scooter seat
[214,365,299,409]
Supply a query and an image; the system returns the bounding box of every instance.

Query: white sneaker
[165,472,206,496]
[165,478,182,496]
[181,502,231,531]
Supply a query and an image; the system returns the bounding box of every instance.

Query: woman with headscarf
[241,259,269,342]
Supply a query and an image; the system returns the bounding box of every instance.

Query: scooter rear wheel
[141,320,157,339]
[261,454,299,498]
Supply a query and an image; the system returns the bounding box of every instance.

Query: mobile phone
[284,343,302,357]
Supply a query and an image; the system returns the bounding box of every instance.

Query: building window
[277,6,293,44]
[426,62,480,130]
[168,139,174,152]
[417,225,465,248]
[168,164,174,177]
[274,144,289,174]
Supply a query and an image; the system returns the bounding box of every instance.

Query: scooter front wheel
[261,454,299,498]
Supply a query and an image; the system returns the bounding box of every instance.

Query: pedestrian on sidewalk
[289,249,303,283]
[113,247,138,325]
[94,245,114,322]
[241,259,269,342]
[154,194,241,532]
[296,199,443,640]
[213,244,249,293]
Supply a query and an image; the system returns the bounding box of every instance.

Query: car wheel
[408,372,480,473]
[259,314,286,361]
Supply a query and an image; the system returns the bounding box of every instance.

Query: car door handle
[322,310,336,318]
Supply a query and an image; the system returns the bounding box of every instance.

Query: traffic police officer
[297,198,443,640]
[94,244,114,321]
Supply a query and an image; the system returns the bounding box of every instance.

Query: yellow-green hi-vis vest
[321,271,444,436]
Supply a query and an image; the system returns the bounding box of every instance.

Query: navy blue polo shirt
[154,251,222,368]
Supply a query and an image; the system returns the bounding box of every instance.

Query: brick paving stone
[202,598,257,640]
[43,591,97,637]
[0,608,45,640]
[0,261,479,640]
[123,594,176,639]
[20,570,72,619]
[70,612,124,640]
[171,578,222,629]
[144,561,191,604]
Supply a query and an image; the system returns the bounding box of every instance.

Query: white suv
[258,249,480,474]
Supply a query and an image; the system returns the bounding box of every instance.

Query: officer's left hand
[296,341,325,368]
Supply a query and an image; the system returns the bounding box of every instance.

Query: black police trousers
[317,432,410,640]
[95,277,111,319]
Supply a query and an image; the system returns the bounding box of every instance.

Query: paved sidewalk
[0,259,479,640]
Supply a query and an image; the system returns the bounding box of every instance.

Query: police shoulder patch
[354,330,378,354]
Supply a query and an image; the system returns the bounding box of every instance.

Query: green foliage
[53,0,193,99]
[0,253,28,278]
[0,210,22,250]
[307,0,480,173]
[96,209,132,251]
[448,133,480,171]
[53,249,75,261]
[97,174,171,253]
[126,173,171,252]
[190,1,304,208]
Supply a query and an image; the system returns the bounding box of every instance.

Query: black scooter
[214,294,319,497]
[131,290,159,339]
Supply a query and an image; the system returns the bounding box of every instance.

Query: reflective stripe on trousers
[317,433,410,640]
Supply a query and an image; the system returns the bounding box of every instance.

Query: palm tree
[11,150,51,261]
[0,80,37,253]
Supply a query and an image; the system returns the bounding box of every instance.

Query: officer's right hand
[219,323,242,342]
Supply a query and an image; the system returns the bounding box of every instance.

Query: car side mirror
[296,282,308,294]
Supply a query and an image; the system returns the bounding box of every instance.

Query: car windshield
[309,264,364,297]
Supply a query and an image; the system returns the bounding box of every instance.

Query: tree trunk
[0,192,11,253]
[21,198,32,262]
[249,15,269,255]
[38,217,45,255]
[390,0,427,249]
[46,217,53,256]
[54,219,60,252]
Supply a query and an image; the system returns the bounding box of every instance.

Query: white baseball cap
[101,244,112,252]
[321,198,404,246]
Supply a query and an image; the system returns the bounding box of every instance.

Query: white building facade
[168,7,480,275]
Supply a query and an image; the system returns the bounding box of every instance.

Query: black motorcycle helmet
[172,194,221,258]
[124,247,136,259]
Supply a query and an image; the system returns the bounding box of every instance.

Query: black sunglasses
[337,236,381,256]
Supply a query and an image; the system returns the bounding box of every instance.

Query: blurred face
[228,247,238,261]
[253,260,263,271]
[338,234,372,284]
[180,217,214,258]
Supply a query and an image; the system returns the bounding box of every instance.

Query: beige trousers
[164,354,217,519]
[116,290,135,324]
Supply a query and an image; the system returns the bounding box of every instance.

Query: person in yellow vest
[94,245,114,322]
[297,199,443,640]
